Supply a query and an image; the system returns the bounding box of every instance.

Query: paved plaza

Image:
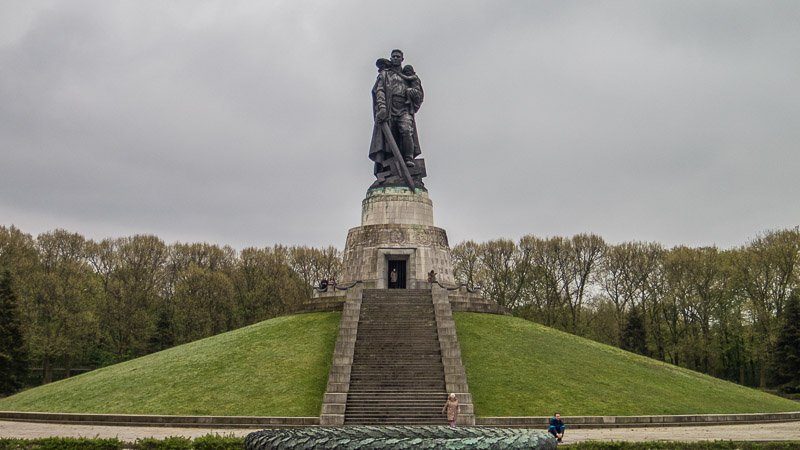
[1,420,799,444]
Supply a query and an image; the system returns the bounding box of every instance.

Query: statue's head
[390,49,404,67]
[376,58,391,71]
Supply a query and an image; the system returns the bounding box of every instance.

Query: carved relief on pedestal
[344,224,448,251]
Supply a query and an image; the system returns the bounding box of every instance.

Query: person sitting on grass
[548,412,566,442]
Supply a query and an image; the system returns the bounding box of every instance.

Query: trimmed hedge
[569,442,800,449]
[0,438,122,450]
[0,435,244,450]
[2,436,799,449]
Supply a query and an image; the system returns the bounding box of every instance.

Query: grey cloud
[1,1,798,250]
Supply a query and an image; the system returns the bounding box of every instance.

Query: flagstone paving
[2,420,799,443]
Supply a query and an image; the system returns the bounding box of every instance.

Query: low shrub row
[0,435,244,450]
[568,442,800,449]
[2,436,799,449]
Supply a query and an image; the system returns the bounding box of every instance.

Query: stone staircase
[344,289,448,425]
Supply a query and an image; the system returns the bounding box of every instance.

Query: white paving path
[0,420,799,443]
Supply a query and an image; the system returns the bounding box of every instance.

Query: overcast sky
[1,1,798,250]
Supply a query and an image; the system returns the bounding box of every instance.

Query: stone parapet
[295,296,345,313]
[477,411,800,428]
[448,290,508,315]
[319,288,363,426]
[0,411,318,428]
[4,410,795,429]
[431,285,476,426]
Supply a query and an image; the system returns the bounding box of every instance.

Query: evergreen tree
[147,307,174,353]
[621,306,648,356]
[0,269,28,395]
[773,290,800,393]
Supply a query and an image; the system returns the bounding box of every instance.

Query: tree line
[451,228,800,392]
[2,224,798,396]
[0,226,340,393]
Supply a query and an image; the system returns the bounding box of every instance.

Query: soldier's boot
[401,134,415,167]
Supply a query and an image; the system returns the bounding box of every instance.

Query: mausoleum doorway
[387,259,407,289]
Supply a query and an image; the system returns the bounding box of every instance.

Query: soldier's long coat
[369,68,423,175]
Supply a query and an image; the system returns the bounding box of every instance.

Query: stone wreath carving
[345,226,449,250]
[388,229,406,244]
[245,426,556,449]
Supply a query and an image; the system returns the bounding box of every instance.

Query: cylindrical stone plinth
[361,187,434,226]
[339,187,455,289]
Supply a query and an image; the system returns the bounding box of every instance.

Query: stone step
[345,402,446,408]
[355,339,439,342]
[352,351,441,354]
[345,289,449,424]
[347,393,446,397]
[361,304,433,307]
[362,295,432,298]
[347,399,445,402]
[349,372,444,376]
[344,413,446,419]
[354,352,440,357]
[358,320,435,323]
[349,370,444,375]
[349,378,445,384]
[346,399,445,404]
[343,419,448,425]
[363,293,432,296]
[344,410,446,416]
[350,385,446,390]
[351,356,442,360]
[354,344,440,347]
[346,400,445,405]
[350,368,443,372]
[349,380,446,385]
[349,371,445,377]
[354,338,440,341]
[350,367,444,372]
[353,349,441,353]
[346,395,447,400]
[350,368,444,372]
[350,381,445,387]
[351,363,443,366]
[357,329,437,333]
[353,347,441,352]
[361,306,434,309]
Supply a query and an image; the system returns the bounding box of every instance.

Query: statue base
[338,187,454,289]
[370,158,427,190]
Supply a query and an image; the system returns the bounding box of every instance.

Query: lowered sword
[380,121,415,191]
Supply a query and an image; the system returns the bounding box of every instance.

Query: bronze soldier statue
[369,49,426,190]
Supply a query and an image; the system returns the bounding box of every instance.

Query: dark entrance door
[388,260,407,289]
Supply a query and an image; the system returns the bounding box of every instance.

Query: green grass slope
[0,312,340,416]
[454,312,799,416]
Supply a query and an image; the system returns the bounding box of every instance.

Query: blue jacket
[549,417,565,430]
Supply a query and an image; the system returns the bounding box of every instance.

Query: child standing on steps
[442,393,459,428]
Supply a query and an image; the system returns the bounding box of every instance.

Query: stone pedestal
[339,187,455,289]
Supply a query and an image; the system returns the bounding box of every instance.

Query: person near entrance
[427,269,437,285]
[389,268,398,289]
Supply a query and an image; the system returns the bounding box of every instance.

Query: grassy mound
[454,312,799,416]
[2,309,795,418]
[0,312,340,416]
